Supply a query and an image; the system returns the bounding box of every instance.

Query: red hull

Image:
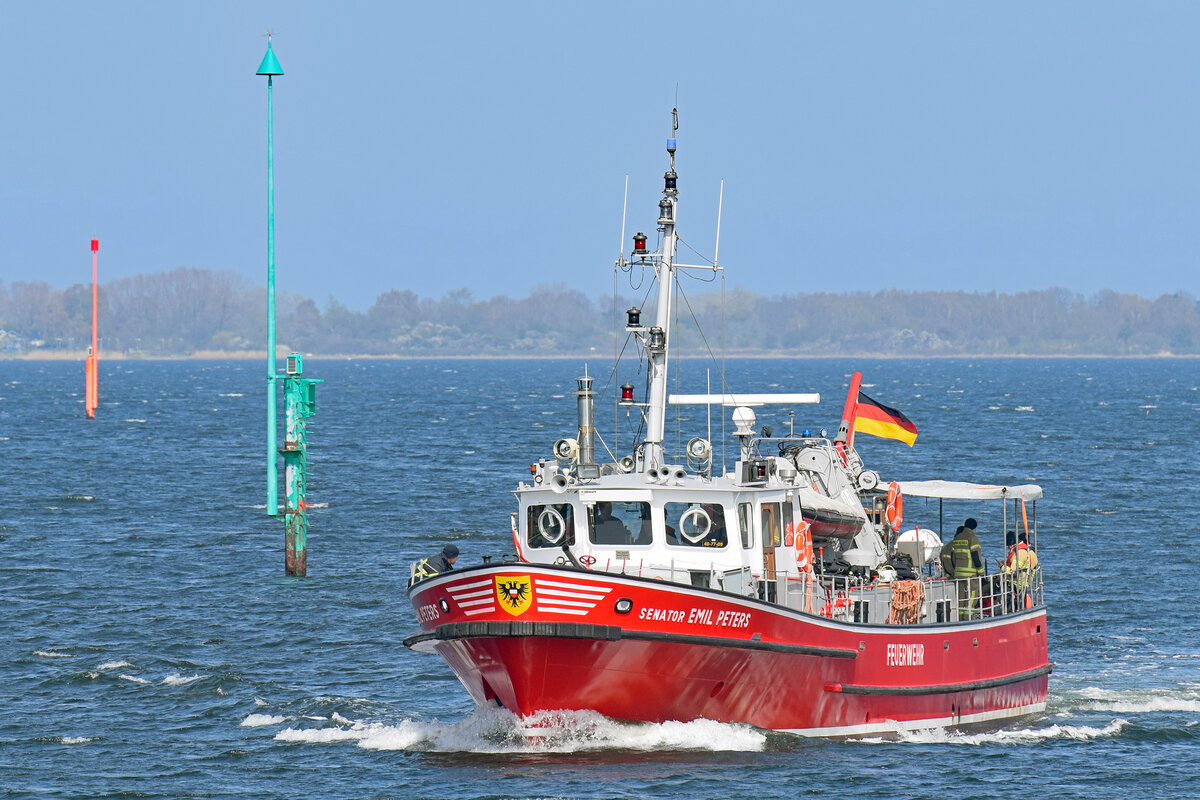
[407,564,1050,736]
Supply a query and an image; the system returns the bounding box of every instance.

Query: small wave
[124,419,147,424]
[1014,406,1036,412]
[118,674,150,685]
[307,502,330,509]
[60,736,94,745]
[63,494,94,502]
[219,393,244,397]
[97,660,133,671]
[34,650,73,659]
[242,714,288,727]
[863,719,1126,745]
[275,706,766,754]
[254,696,269,707]
[162,673,203,687]
[1071,687,1200,714]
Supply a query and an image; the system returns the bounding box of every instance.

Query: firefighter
[940,521,984,619]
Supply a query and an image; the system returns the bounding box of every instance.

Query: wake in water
[856,719,1128,746]
[1063,685,1200,714]
[263,705,766,754]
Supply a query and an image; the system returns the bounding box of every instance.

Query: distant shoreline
[5,350,1199,361]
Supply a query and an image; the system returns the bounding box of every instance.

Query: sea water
[2,357,1198,799]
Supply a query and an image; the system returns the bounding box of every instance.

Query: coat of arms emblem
[495,575,533,617]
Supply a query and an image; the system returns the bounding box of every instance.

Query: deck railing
[770,568,1043,625]
[509,549,1044,625]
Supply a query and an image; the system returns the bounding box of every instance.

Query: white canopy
[897,480,1043,501]
[669,393,820,406]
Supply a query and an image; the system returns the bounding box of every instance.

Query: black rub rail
[403,620,858,659]
[828,664,1054,696]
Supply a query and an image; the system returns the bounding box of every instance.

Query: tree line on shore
[2,268,1198,357]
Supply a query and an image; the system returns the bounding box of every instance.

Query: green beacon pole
[257,37,284,518]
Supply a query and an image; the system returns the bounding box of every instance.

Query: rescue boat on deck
[404,115,1050,737]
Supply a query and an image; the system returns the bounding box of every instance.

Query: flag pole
[833,370,862,461]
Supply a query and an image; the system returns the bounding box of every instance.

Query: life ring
[885,481,903,529]
[790,520,813,572]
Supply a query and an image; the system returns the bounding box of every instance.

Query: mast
[257,36,284,517]
[85,239,99,419]
[642,109,680,470]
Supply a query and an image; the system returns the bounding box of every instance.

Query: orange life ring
[885,481,903,529]
[791,520,813,572]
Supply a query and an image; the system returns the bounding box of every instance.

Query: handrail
[771,568,1043,624]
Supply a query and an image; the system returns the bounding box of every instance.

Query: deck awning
[897,480,1042,501]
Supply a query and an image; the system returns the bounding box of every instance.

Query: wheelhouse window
[664,502,728,548]
[588,500,652,546]
[738,502,753,549]
[527,503,575,549]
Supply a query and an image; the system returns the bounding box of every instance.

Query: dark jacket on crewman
[421,554,456,575]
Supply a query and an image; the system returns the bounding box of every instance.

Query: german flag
[854,391,918,446]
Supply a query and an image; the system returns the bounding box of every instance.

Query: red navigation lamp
[633,232,648,255]
[91,239,99,252]
[620,382,635,405]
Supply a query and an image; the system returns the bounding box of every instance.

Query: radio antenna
[714,180,724,269]
[618,174,629,260]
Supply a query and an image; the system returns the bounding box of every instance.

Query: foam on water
[273,707,767,754]
[34,650,73,659]
[118,674,150,685]
[1070,686,1200,713]
[860,719,1127,746]
[162,673,204,686]
[59,736,94,745]
[241,714,288,727]
[97,660,133,670]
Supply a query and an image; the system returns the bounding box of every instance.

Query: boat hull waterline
[406,564,1050,737]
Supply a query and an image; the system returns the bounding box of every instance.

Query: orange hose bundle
[887,579,925,624]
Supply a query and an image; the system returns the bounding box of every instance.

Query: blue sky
[2,2,1198,309]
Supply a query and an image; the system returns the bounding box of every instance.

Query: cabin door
[761,502,782,598]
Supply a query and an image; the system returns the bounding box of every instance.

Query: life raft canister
[885,481,903,529]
